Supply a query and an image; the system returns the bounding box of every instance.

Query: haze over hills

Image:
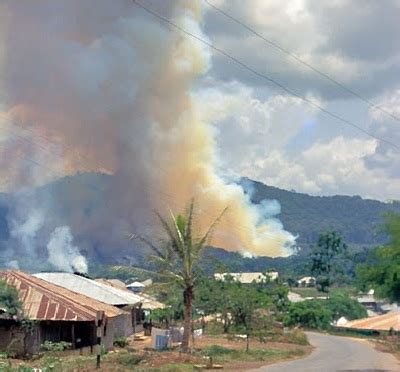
[0,173,399,271]
[241,178,400,249]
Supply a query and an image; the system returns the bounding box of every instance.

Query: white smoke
[47,226,88,273]
[8,206,45,267]
[0,0,297,259]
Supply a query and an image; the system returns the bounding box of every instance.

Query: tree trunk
[182,285,194,352]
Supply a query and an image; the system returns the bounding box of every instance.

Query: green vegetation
[284,300,333,329]
[201,344,305,363]
[311,231,348,292]
[0,280,21,316]
[134,199,226,351]
[113,336,129,348]
[115,353,142,367]
[284,294,367,330]
[195,275,289,345]
[41,341,72,352]
[357,212,400,302]
[326,292,367,321]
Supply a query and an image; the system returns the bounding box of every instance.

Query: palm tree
[131,200,226,351]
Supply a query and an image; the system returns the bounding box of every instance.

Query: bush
[326,293,367,321]
[285,329,309,345]
[116,353,142,366]
[113,337,128,348]
[284,300,332,329]
[284,294,367,330]
[0,280,21,316]
[41,341,72,352]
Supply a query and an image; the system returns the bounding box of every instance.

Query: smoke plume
[47,226,88,273]
[0,0,295,260]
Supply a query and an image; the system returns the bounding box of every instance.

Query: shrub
[284,300,332,329]
[113,336,129,348]
[41,341,72,352]
[116,353,142,366]
[326,293,367,321]
[285,329,309,345]
[0,280,21,316]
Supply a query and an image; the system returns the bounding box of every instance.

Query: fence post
[96,310,105,369]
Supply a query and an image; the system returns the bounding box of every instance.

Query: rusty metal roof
[0,271,124,322]
[339,311,400,331]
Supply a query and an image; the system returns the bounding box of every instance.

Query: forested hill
[1,173,400,267]
[241,178,400,249]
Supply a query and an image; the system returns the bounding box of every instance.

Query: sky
[1,0,400,203]
[197,0,400,201]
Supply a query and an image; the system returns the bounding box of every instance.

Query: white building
[214,271,279,284]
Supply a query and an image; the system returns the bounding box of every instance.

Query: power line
[203,0,400,124]
[132,0,399,152]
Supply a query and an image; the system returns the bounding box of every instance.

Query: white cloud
[204,0,400,99]
[197,82,400,200]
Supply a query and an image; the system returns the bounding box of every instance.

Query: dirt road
[254,332,399,372]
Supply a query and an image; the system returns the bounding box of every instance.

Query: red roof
[0,271,124,321]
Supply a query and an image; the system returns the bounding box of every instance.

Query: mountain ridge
[1,173,400,270]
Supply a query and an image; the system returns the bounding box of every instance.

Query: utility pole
[96,310,105,369]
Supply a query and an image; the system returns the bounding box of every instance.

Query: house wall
[112,311,133,338]
[0,319,120,355]
[0,320,40,356]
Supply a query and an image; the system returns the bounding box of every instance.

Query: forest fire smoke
[0,0,295,262]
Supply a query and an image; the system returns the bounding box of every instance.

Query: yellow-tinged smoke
[0,0,295,257]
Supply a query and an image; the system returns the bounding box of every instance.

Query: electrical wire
[203,0,400,124]
[132,0,399,152]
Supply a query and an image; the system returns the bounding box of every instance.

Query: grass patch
[201,344,305,363]
[285,329,310,345]
[291,288,323,298]
[135,364,194,372]
[114,353,142,367]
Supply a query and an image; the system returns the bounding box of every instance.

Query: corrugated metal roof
[95,278,125,289]
[339,311,400,331]
[95,278,165,310]
[127,281,145,288]
[34,273,142,306]
[0,271,124,321]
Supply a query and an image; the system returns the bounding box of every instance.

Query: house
[297,276,316,287]
[0,271,128,356]
[126,281,145,293]
[214,271,279,284]
[34,272,144,332]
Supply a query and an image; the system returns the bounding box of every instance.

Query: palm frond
[127,233,166,259]
[196,206,228,254]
